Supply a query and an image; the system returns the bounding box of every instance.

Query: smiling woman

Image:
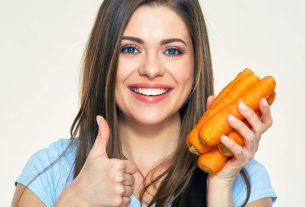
[116,6,194,126]
[12,0,276,207]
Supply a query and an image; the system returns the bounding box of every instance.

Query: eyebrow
[121,36,187,46]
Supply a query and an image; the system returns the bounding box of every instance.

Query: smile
[131,88,170,96]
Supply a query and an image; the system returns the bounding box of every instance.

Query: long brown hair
[69,0,250,206]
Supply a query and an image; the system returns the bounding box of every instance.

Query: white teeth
[132,88,169,96]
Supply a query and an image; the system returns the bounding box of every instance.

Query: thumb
[206,95,215,110]
[89,115,110,159]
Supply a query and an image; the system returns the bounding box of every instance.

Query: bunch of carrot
[187,68,276,174]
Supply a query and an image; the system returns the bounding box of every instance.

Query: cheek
[177,57,194,101]
[170,57,194,89]
[117,54,143,75]
[116,56,139,94]
[117,57,133,81]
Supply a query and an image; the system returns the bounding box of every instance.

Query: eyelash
[164,47,183,56]
[120,44,140,56]
[120,44,184,57]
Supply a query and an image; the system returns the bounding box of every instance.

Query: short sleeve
[15,138,76,207]
[232,160,277,206]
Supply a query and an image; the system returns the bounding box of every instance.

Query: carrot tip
[199,138,207,146]
[200,166,212,174]
[189,146,200,155]
[218,144,233,157]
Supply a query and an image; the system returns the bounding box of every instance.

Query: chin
[125,108,178,127]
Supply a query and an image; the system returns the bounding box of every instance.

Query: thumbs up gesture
[55,115,138,207]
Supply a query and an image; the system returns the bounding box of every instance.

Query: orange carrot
[203,73,260,120]
[198,92,276,173]
[266,91,276,106]
[218,91,276,156]
[208,68,253,110]
[187,124,211,154]
[199,76,276,147]
[197,147,228,174]
[218,129,245,156]
[187,70,258,154]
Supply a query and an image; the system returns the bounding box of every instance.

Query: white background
[1,0,304,206]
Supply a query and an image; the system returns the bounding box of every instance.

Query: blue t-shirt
[15,139,276,207]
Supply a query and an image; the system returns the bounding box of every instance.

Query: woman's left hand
[212,97,273,182]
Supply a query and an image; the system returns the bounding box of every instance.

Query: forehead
[123,5,191,42]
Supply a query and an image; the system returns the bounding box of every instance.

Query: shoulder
[15,138,77,207]
[232,159,277,206]
[20,138,76,173]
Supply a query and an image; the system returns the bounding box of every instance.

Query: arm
[207,175,234,207]
[11,184,45,207]
[246,198,272,207]
[12,116,137,207]
[207,175,272,207]
[11,183,86,207]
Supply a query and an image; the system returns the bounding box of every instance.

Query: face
[115,5,194,126]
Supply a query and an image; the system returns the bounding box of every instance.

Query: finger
[206,95,215,110]
[259,98,273,131]
[123,173,135,186]
[221,135,249,164]
[89,115,110,159]
[113,194,130,207]
[237,101,264,137]
[111,160,125,182]
[124,160,138,175]
[227,114,257,153]
[121,197,131,207]
[123,185,133,197]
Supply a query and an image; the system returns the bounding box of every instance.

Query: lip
[128,83,173,89]
[128,83,173,104]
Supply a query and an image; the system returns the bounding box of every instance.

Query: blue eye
[121,45,139,55]
[164,48,182,56]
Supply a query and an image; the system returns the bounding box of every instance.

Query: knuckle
[130,176,135,185]
[247,152,255,160]
[114,173,124,183]
[256,125,264,134]
[125,174,134,186]
[115,160,125,170]
[245,130,256,141]
[240,121,250,132]
[123,197,131,206]
[267,119,273,128]
[235,148,244,157]
[115,185,125,195]
[113,196,123,206]
[124,186,133,196]
[111,159,125,171]
[248,110,257,120]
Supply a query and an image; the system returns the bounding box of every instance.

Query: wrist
[207,174,234,187]
[207,174,234,207]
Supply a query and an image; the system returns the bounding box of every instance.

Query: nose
[138,52,165,79]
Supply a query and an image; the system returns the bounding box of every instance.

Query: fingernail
[238,101,248,111]
[262,98,269,108]
[221,135,229,142]
[228,114,238,122]
[96,116,99,125]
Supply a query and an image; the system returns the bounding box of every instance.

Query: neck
[119,113,181,175]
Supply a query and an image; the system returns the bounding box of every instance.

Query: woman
[12,0,276,206]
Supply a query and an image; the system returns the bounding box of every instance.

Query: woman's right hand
[55,115,138,207]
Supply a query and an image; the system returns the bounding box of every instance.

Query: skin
[11,5,273,207]
[115,6,194,201]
